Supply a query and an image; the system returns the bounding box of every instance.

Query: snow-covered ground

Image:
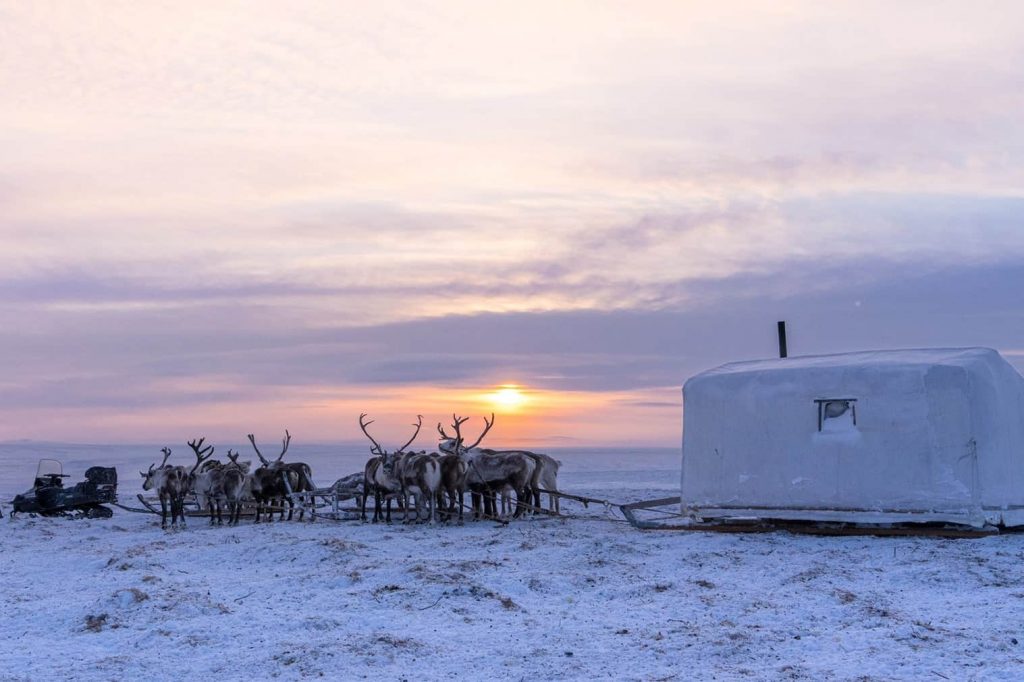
[2,444,1024,680]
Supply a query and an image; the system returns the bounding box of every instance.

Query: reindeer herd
[140,414,560,529]
[360,413,561,525]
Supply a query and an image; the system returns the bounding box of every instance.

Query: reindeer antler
[276,429,291,462]
[449,414,471,453]
[358,413,384,455]
[247,433,269,466]
[226,449,239,464]
[187,437,215,474]
[397,415,423,453]
[463,413,495,451]
[154,446,173,471]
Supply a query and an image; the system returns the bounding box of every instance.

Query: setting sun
[490,386,528,410]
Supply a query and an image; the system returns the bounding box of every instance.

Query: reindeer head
[381,450,402,477]
[141,447,173,490]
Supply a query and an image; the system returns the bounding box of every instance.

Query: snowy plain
[2,443,1024,681]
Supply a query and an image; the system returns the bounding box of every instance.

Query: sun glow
[489,386,528,411]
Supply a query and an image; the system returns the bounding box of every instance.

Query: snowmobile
[10,459,118,519]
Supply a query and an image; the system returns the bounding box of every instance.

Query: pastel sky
[2,1,1023,446]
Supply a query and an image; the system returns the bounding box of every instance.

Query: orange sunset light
[487,385,528,411]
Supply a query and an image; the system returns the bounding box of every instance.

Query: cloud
[2,2,1023,441]
[4,256,1024,413]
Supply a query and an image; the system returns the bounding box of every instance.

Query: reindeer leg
[444,489,454,523]
[484,490,496,520]
[159,493,168,529]
[513,485,528,519]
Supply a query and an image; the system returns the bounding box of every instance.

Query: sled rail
[618,496,1001,537]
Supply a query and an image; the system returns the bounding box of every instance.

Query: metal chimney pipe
[777,320,788,358]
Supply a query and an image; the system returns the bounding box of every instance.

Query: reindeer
[393,448,442,524]
[437,451,468,523]
[489,449,562,515]
[187,437,225,525]
[247,429,316,521]
[439,414,535,520]
[140,447,191,529]
[222,449,251,526]
[247,431,301,522]
[358,414,420,523]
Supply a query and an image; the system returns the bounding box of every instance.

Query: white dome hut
[681,347,1024,528]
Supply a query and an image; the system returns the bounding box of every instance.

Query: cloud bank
[1,2,1022,443]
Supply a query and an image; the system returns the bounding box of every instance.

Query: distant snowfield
[2,446,1024,680]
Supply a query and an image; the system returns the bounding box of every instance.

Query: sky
[1,1,1023,446]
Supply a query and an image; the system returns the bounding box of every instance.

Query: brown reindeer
[437,451,468,523]
[358,414,420,523]
[247,431,300,522]
[187,437,224,525]
[140,447,191,529]
[247,429,315,520]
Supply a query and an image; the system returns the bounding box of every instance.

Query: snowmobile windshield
[36,459,63,478]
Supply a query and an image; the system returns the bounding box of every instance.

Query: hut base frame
[619,496,1009,538]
